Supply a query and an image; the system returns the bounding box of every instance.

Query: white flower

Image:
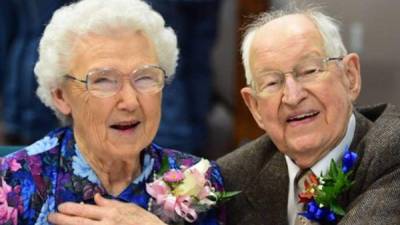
[26,136,59,156]
[185,159,211,176]
[173,159,211,197]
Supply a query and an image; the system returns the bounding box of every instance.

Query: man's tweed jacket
[217,104,400,225]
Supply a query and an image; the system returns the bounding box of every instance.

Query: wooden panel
[234,0,270,146]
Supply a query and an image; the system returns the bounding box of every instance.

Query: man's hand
[48,194,166,225]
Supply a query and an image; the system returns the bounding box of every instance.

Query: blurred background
[0,0,399,159]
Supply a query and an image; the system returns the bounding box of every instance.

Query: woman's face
[53,30,162,159]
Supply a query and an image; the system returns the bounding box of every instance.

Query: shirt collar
[311,113,355,176]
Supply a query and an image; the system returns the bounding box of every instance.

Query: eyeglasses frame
[64,64,167,97]
[250,56,344,96]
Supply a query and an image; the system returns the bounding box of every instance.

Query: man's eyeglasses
[251,57,343,97]
[64,65,167,98]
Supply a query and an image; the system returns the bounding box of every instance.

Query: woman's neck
[76,139,142,196]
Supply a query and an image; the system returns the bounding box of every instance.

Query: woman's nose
[116,81,140,111]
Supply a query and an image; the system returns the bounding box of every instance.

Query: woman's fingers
[57,201,106,220]
[94,193,119,207]
[48,212,98,225]
[48,197,166,225]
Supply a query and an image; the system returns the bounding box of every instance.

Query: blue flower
[300,200,340,224]
[34,196,55,225]
[327,211,337,222]
[314,207,326,220]
[19,176,36,220]
[59,189,76,202]
[26,136,59,156]
[72,145,99,184]
[342,149,358,173]
[21,178,35,209]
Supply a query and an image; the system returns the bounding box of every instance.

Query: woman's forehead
[68,31,158,75]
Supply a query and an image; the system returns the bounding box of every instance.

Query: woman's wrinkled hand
[48,194,166,225]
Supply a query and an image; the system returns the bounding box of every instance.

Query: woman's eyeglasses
[64,65,167,98]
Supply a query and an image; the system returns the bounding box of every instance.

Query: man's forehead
[253,14,321,50]
[249,14,324,65]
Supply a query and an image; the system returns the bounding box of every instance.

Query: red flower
[298,173,319,203]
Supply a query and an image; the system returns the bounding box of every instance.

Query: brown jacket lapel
[218,136,289,225]
[244,150,289,225]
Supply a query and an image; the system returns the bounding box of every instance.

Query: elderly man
[217,7,400,225]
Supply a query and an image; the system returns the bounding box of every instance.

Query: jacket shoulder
[358,104,400,153]
[351,103,400,194]
[341,104,400,224]
[217,135,277,188]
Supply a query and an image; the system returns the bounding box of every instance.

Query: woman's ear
[342,53,362,102]
[51,88,72,115]
[241,87,265,130]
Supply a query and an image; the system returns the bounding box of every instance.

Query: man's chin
[292,156,318,169]
[286,145,323,167]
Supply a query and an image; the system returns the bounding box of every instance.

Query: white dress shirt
[285,114,356,225]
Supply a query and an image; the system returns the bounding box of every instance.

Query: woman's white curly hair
[34,0,178,123]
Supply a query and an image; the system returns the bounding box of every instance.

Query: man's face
[241,14,361,168]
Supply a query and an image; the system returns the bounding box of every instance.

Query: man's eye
[259,78,281,92]
[299,68,319,76]
[266,81,279,87]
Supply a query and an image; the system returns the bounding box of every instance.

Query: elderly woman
[0,0,226,224]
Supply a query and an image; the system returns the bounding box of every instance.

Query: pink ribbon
[146,180,170,205]
[174,196,197,222]
[146,181,198,222]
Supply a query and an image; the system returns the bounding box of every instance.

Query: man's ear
[342,53,361,102]
[51,88,72,115]
[241,87,265,130]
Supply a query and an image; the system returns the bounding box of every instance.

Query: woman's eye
[134,75,158,86]
[93,77,113,84]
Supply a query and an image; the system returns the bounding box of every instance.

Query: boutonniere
[146,158,239,223]
[298,148,358,224]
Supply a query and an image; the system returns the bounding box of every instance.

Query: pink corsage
[146,159,238,223]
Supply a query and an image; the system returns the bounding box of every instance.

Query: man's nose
[281,75,307,106]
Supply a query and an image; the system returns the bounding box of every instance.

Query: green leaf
[316,186,336,206]
[328,159,339,177]
[217,191,241,202]
[158,155,170,175]
[330,202,346,216]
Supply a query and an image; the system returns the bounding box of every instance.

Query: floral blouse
[0,127,224,225]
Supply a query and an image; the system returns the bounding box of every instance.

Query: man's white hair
[34,0,178,122]
[241,6,348,85]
